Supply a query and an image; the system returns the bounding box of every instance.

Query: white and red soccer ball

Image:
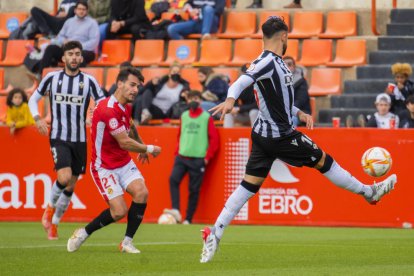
[361,147,392,177]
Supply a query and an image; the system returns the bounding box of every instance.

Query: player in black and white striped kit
[200,16,398,263]
[28,41,105,240]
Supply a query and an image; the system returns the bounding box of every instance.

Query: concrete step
[369,50,414,64]
[330,94,376,108]
[344,79,391,94]
[378,36,414,51]
[387,23,414,36]
[357,65,395,79]
[390,9,414,23]
[318,108,376,124]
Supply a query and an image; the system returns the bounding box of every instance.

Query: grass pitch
[0,222,413,275]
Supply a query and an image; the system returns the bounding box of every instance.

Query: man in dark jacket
[106,0,151,40]
[284,56,311,127]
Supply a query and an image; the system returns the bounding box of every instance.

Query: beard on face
[282,41,287,56]
[66,61,80,72]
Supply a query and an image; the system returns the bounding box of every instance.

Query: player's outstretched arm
[113,130,162,157]
[209,98,236,121]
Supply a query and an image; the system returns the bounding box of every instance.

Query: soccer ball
[361,147,392,177]
[157,213,177,225]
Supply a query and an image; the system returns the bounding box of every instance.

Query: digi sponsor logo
[54,94,85,106]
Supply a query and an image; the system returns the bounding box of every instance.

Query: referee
[200,16,397,263]
[29,40,105,240]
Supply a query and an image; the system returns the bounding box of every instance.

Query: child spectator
[6,88,35,135]
[399,95,414,128]
[365,93,399,129]
[386,63,414,115]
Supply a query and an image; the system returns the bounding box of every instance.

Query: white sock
[323,161,373,198]
[50,181,65,208]
[123,236,133,243]
[52,193,71,225]
[214,185,256,240]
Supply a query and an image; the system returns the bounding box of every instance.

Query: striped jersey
[245,50,298,138]
[35,70,105,142]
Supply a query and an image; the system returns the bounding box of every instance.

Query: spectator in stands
[284,56,311,127]
[386,63,414,116]
[167,0,225,40]
[6,88,35,135]
[133,63,190,124]
[399,95,414,128]
[88,0,111,52]
[35,1,99,76]
[105,0,151,40]
[284,0,303,8]
[163,91,219,225]
[243,0,302,9]
[198,67,229,112]
[223,64,258,127]
[29,0,77,38]
[364,93,399,129]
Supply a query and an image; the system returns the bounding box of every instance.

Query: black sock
[125,202,147,239]
[85,208,115,235]
[56,180,65,190]
[63,190,73,197]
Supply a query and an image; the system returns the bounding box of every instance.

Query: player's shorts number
[51,147,58,164]
[102,174,117,189]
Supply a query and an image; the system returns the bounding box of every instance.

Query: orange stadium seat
[310,96,317,122]
[289,12,323,39]
[141,67,169,84]
[214,67,240,84]
[308,68,341,96]
[180,68,202,91]
[283,39,299,61]
[0,12,28,38]
[0,40,34,66]
[327,39,366,67]
[226,39,262,66]
[105,67,120,91]
[131,40,165,66]
[81,68,104,86]
[160,39,198,66]
[250,11,290,38]
[91,40,131,66]
[319,11,357,38]
[0,96,7,122]
[297,39,332,66]
[217,11,256,39]
[0,40,3,61]
[0,68,4,90]
[193,39,232,66]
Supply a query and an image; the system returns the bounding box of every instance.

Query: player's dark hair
[187,90,202,99]
[198,67,213,76]
[6,88,28,107]
[62,40,83,53]
[117,68,145,84]
[406,94,414,104]
[75,0,88,9]
[262,16,288,39]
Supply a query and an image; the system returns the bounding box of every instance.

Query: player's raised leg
[201,176,263,263]
[315,152,397,204]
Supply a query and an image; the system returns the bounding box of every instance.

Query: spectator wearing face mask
[133,63,190,124]
[163,90,219,225]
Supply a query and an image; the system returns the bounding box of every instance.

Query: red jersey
[91,96,132,170]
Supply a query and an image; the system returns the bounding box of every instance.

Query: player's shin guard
[214,181,260,240]
[85,208,115,235]
[50,181,66,207]
[319,154,373,197]
[125,202,147,239]
[52,190,72,225]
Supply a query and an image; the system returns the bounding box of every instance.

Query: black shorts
[245,130,323,177]
[50,139,87,176]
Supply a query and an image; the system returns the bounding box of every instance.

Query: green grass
[0,222,413,275]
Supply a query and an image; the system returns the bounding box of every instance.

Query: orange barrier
[0,127,413,228]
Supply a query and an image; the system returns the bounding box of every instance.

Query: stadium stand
[250,11,290,38]
[318,11,357,38]
[225,39,262,66]
[289,11,323,38]
[284,39,299,61]
[180,67,202,91]
[131,40,165,67]
[0,40,34,66]
[0,12,28,38]
[308,68,341,96]
[327,39,366,67]
[141,67,169,84]
[90,40,131,67]
[160,39,198,66]
[105,67,119,91]
[297,39,332,66]
[216,11,256,39]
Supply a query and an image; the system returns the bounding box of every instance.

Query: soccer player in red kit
[67,68,161,253]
